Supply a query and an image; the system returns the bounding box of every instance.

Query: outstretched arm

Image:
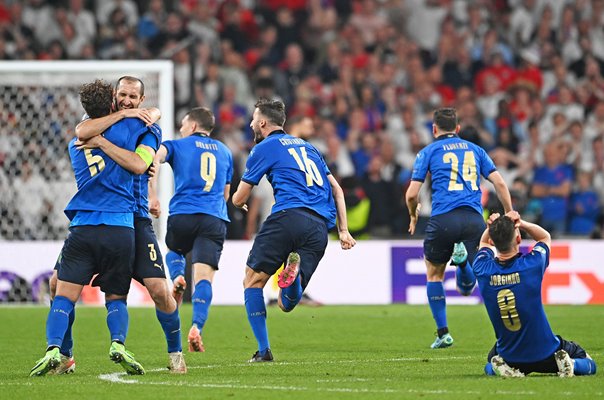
[76,107,160,140]
[328,174,356,250]
[487,171,513,213]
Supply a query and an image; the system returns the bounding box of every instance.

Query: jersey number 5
[288,147,323,187]
[200,152,217,192]
[84,149,105,177]
[497,288,522,332]
[443,151,478,191]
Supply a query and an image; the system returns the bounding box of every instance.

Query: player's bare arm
[75,108,159,140]
[328,174,356,250]
[148,145,168,218]
[518,217,552,250]
[487,171,513,213]
[479,212,500,249]
[232,181,252,212]
[76,136,154,175]
[223,184,231,201]
[405,180,422,235]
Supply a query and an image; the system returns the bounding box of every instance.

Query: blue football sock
[106,299,129,344]
[573,358,597,375]
[46,296,75,348]
[484,362,496,376]
[166,251,186,282]
[244,288,270,354]
[455,261,477,295]
[156,308,182,353]
[192,280,213,332]
[60,308,75,357]
[427,282,447,330]
[280,275,303,312]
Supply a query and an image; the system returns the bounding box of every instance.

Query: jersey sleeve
[225,147,233,185]
[411,148,429,182]
[241,144,270,185]
[478,146,497,178]
[472,247,495,276]
[528,242,550,276]
[162,140,176,164]
[137,130,160,151]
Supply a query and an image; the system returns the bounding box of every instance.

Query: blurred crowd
[2,0,604,240]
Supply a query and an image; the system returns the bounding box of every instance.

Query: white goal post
[0,60,174,240]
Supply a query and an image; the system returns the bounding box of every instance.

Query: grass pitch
[1,304,602,399]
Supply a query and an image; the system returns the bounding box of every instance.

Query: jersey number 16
[288,147,324,187]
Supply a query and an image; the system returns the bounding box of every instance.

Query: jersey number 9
[200,152,217,192]
[443,151,478,191]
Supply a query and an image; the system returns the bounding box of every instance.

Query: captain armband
[135,146,154,168]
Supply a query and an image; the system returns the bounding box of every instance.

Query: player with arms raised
[475,211,597,377]
[406,107,512,349]
[232,99,356,362]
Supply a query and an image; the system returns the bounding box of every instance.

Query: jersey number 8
[497,288,522,332]
[288,147,323,187]
[443,151,478,191]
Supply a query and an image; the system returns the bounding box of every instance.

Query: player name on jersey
[278,137,305,146]
[195,141,219,150]
[489,272,521,286]
[441,142,469,151]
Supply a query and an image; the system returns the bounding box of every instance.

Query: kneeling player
[473,211,597,377]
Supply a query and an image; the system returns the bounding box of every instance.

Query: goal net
[0,61,174,243]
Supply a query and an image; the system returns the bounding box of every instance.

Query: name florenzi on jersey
[279,137,305,146]
[442,142,469,151]
[490,272,521,286]
[196,141,218,150]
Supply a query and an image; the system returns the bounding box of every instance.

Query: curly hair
[79,79,113,119]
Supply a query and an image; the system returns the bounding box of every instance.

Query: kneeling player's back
[163,133,233,222]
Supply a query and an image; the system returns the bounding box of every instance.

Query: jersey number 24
[443,151,478,191]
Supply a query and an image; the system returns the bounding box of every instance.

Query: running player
[232,99,356,362]
[406,107,513,349]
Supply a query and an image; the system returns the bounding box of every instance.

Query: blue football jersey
[473,243,560,363]
[133,124,162,218]
[241,130,336,228]
[65,118,160,224]
[411,134,496,217]
[163,133,233,222]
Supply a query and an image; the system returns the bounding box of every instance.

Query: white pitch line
[97,363,604,397]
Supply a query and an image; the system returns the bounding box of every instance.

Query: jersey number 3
[497,288,522,332]
[288,147,323,187]
[443,151,478,191]
[200,152,217,192]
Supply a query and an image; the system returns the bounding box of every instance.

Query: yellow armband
[135,146,153,168]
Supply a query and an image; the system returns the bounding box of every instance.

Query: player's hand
[408,204,421,235]
[123,108,154,126]
[338,230,356,250]
[234,203,248,212]
[505,210,521,228]
[148,162,157,178]
[75,135,105,150]
[487,212,500,225]
[149,198,161,218]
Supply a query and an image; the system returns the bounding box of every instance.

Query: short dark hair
[116,75,145,96]
[488,216,517,252]
[433,108,458,132]
[79,79,113,118]
[187,107,215,134]
[255,98,286,127]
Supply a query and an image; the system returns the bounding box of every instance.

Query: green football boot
[109,342,145,375]
[30,347,61,377]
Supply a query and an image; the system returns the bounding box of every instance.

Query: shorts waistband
[287,207,327,225]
